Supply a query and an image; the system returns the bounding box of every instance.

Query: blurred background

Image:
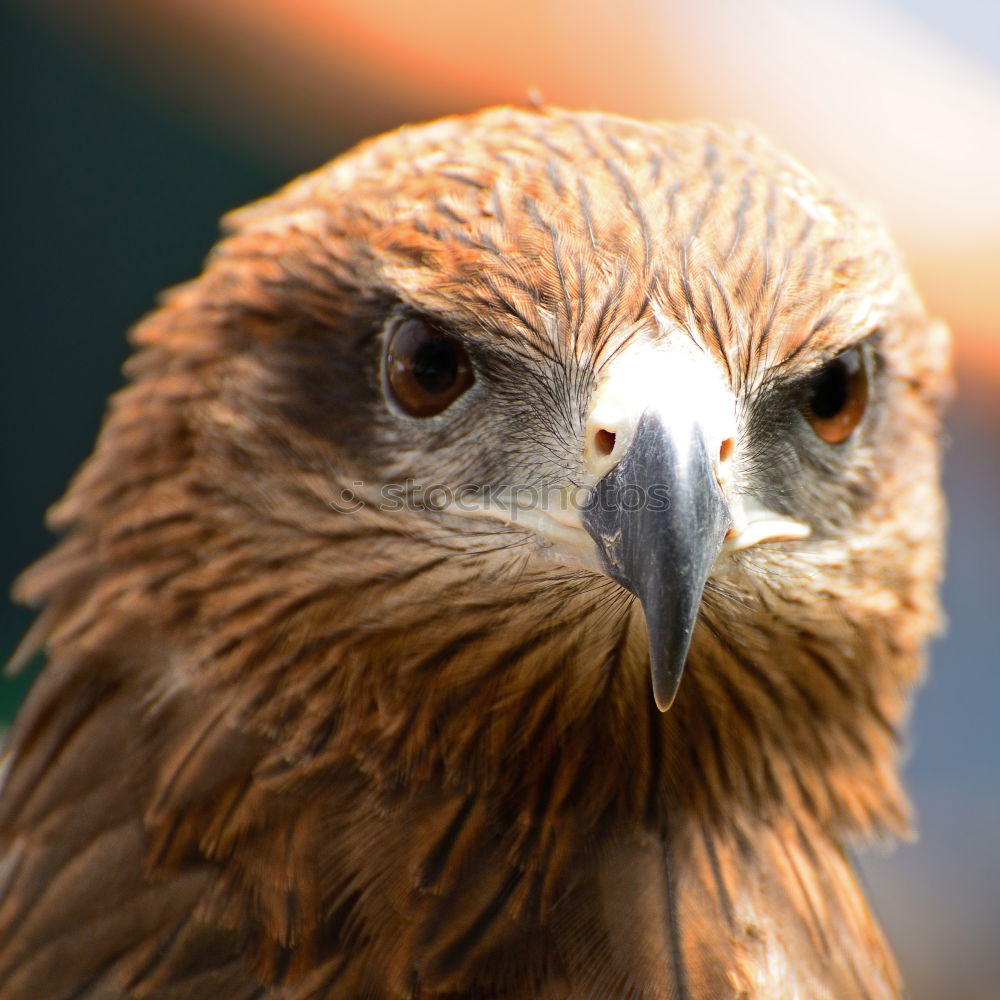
[1,1,997,996]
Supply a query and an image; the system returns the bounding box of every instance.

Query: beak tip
[649,639,689,713]
[653,686,679,713]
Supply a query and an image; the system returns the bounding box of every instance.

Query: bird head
[22,106,950,839]
[6,106,954,999]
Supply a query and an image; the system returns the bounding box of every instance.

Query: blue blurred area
[859,402,1000,999]
[2,4,997,998]
[890,0,1000,74]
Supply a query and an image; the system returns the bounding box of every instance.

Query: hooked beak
[579,342,807,711]
[582,409,729,711]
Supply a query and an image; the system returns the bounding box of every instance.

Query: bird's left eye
[801,346,869,444]
[386,317,475,417]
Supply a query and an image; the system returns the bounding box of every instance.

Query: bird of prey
[0,107,949,999]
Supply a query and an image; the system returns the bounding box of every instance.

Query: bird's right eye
[385,317,475,417]
[801,345,869,445]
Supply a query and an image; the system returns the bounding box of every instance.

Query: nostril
[594,428,616,458]
[719,437,734,466]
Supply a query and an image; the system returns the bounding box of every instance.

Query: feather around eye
[801,346,869,444]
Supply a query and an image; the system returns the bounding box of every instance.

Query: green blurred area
[0,661,35,728]
[0,3,291,721]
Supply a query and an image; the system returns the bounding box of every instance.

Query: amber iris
[803,346,869,444]
[386,317,474,416]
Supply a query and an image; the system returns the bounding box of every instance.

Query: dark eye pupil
[386,317,474,417]
[413,337,458,395]
[808,358,849,419]
[800,345,869,445]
